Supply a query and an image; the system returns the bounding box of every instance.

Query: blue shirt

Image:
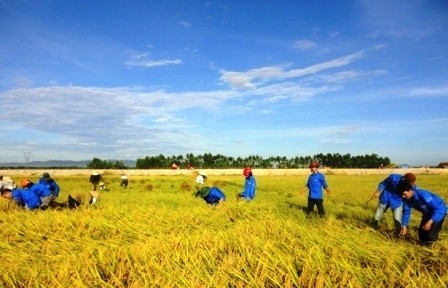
[12,189,43,209]
[204,187,226,205]
[402,187,447,226]
[377,174,405,210]
[306,172,328,199]
[29,183,52,198]
[38,178,60,197]
[241,176,256,200]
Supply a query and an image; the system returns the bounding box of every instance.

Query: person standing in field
[368,173,416,237]
[301,161,330,217]
[398,182,447,245]
[67,190,100,209]
[237,167,256,201]
[38,172,60,200]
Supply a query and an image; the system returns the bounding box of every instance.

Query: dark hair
[1,189,11,196]
[397,180,412,193]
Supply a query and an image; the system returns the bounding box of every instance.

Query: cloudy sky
[1,1,447,166]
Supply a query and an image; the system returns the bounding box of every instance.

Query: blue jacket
[377,174,405,210]
[203,187,226,205]
[241,176,256,200]
[38,178,60,197]
[12,189,43,209]
[402,187,447,227]
[29,183,52,199]
[306,172,328,199]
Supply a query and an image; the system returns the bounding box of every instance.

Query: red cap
[308,161,320,168]
[243,167,252,176]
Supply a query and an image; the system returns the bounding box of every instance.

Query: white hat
[195,175,204,184]
[3,184,14,191]
[198,171,207,177]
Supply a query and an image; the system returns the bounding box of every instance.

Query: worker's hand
[423,220,433,231]
[400,226,408,236]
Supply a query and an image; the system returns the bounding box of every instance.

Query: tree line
[127,153,391,169]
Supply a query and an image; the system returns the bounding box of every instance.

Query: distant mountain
[0,159,136,168]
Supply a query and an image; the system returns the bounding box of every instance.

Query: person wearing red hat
[237,167,256,201]
[301,161,330,217]
[368,173,416,237]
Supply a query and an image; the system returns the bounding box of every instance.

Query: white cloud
[323,126,358,144]
[317,69,386,84]
[178,20,192,28]
[125,53,183,68]
[410,87,448,97]
[219,51,364,90]
[293,39,317,50]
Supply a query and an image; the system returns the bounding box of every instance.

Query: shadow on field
[286,201,308,213]
[49,201,68,210]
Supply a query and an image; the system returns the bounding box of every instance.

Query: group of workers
[368,172,447,245]
[0,172,104,210]
[193,166,257,206]
[0,162,446,246]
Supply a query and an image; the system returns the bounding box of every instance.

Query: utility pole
[24,152,31,167]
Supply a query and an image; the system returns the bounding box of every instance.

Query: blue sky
[1,0,447,166]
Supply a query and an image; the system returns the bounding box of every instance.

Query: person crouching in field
[398,181,447,246]
[90,171,103,191]
[301,161,330,217]
[0,184,20,210]
[368,173,416,237]
[68,191,100,209]
[195,171,207,187]
[20,178,53,210]
[237,167,256,201]
[0,175,16,190]
[1,180,52,210]
[195,186,226,206]
[38,172,61,200]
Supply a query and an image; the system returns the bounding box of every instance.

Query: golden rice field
[0,172,447,287]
